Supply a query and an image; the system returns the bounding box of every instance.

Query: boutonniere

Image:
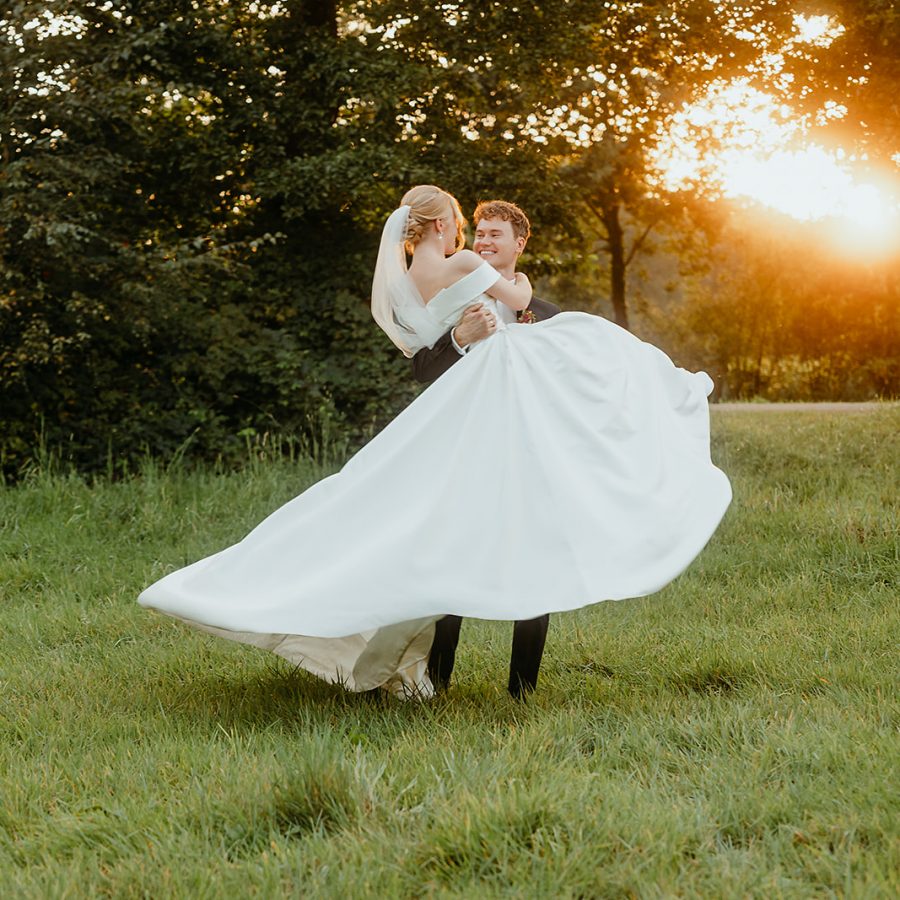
[518,309,537,324]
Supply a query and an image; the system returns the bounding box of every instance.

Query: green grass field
[1,406,897,898]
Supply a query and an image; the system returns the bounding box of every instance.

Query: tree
[787,0,900,163]
[0,1,423,474]
[645,206,900,399]
[365,1,809,329]
[3,1,893,475]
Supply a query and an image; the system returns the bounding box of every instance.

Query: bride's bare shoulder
[446,249,483,276]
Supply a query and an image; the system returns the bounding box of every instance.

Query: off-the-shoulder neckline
[410,260,496,306]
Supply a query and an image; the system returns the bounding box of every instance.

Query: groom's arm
[529,296,561,319]
[411,330,463,383]
[411,304,493,383]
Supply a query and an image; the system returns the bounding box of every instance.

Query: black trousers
[427,614,550,698]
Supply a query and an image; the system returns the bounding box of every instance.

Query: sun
[652,76,900,256]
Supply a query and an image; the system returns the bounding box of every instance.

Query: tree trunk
[603,201,629,330]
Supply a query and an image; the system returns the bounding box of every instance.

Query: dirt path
[712,402,895,412]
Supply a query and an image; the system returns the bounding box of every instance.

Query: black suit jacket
[411,295,561,383]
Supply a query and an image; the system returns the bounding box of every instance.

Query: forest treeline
[2,1,897,475]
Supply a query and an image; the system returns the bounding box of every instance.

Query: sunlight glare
[841,181,899,234]
[720,146,851,221]
[793,14,843,47]
[653,74,899,254]
[721,148,898,253]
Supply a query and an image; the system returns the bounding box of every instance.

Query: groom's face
[473,217,525,274]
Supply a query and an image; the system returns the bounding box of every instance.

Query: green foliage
[1,2,897,477]
[0,1,420,476]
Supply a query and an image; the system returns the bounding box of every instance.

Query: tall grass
[1,406,897,897]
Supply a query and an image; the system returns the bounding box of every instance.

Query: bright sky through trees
[650,13,899,252]
[653,78,899,246]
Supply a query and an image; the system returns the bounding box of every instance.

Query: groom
[411,200,560,698]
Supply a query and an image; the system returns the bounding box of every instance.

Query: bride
[138,185,732,698]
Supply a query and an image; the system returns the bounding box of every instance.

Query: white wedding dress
[139,262,732,696]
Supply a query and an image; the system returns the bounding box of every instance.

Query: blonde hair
[400,185,467,254]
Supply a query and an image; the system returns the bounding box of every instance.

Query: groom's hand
[453,303,496,349]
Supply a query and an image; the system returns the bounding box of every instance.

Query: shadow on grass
[666,658,835,699]
[133,657,542,738]
[669,662,757,695]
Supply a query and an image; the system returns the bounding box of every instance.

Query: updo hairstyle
[399,185,467,254]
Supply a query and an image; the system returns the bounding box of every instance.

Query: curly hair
[473,200,531,242]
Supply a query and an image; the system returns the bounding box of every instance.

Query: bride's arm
[447,250,532,311]
[484,271,531,311]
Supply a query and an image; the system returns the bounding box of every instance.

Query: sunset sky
[651,14,899,254]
